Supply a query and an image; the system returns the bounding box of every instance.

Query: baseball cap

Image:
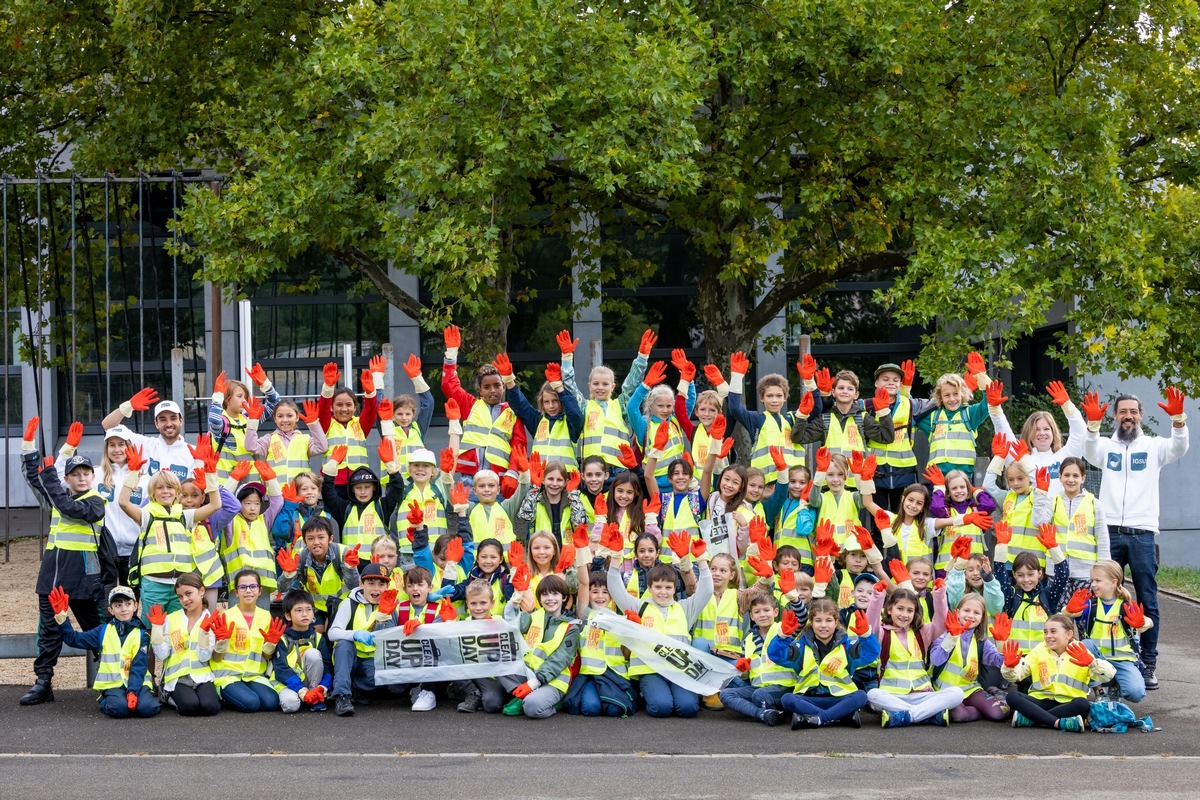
[408,448,436,466]
[348,467,379,486]
[63,454,94,475]
[874,363,903,379]
[360,563,391,582]
[104,424,136,442]
[236,481,266,501]
[154,400,182,418]
[108,585,137,604]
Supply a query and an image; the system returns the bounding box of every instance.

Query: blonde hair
[1090,559,1134,602]
[710,553,741,589]
[99,433,131,490]
[465,579,495,601]
[147,470,182,502]
[293,471,322,493]
[955,593,989,641]
[1020,410,1064,453]
[526,530,562,574]
[695,390,722,415]
[370,534,398,554]
[933,373,973,407]
[223,380,251,410]
[588,365,615,385]
[794,572,816,591]
[826,453,850,477]
[944,469,972,495]
[642,385,675,418]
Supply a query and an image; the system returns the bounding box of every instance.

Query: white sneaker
[411,689,436,712]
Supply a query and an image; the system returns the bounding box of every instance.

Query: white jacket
[1084,426,1189,533]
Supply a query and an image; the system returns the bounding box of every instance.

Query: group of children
[19,329,1154,732]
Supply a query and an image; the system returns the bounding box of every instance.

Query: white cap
[154,400,182,418]
[104,424,135,442]
[408,448,436,466]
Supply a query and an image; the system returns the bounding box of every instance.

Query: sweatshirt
[1084,425,1189,533]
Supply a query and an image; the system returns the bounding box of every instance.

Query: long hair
[1020,410,1064,453]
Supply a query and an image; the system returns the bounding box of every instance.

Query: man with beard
[1083,388,1189,690]
[102,392,195,480]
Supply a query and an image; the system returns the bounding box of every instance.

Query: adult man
[101,390,193,480]
[1083,387,1189,690]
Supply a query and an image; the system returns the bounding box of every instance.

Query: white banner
[373,619,529,684]
[589,614,739,696]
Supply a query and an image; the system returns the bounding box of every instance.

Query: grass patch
[1157,566,1200,599]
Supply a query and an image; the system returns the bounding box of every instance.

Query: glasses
[236,584,260,591]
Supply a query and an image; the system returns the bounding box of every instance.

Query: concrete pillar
[571,213,603,392]
[387,264,423,397]
[753,249,788,410]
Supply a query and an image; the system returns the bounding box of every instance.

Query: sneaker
[839,710,862,728]
[457,693,482,713]
[19,678,54,706]
[1058,714,1086,733]
[702,693,724,709]
[334,695,355,717]
[931,709,950,727]
[881,709,911,728]
[760,709,785,727]
[1011,710,1035,728]
[309,701,326,712]
[502,697,525,716]
[791,713,822,730]
[1143,666,1159,691]
[411,689,437,712]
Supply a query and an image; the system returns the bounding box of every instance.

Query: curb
[1159,587,1200,609]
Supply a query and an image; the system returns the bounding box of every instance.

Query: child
[769,598,879,728]
[576,455,610,523]
[69,424,144,586]
[276,516,362,630]
[946,546,1005,615]
[319,442,406,554]
[516,458,586,546]
[430,538,513,618]
[119,445,224,616]
[806,451,869,549]
[272,471,335,551]
[519,530,584,610]
[915,354,996,478]
[1054,456,1109,589]
[565,568,637,717]
[273,589,335,713]
[867,361,934,511]
[721,591,796,726]
[381,353,435,474]
[443,335,527,497]
[699,442,751,561]
[680,386,728,479]
[179,465,241,611]
[691,553,745,660]
[151,573,219,716]
[245,398,327,485]
[326,561,398,716]
[1002,614,1116,731]
[774,466,816,572]
[20,417,117,706]
[794,369,895,490]
[714,352,808,485]
[456,579,529,713]
[220,461,284,607]
[863,482,937,565]
[632,532,693,601]
[501,574,582,718]
[991,381,1087,496]
[927,464,998,573]
[317,358,382,493]
[558,328,652,473]
[995,525,1071,654]
[930,594,1009,722]
[984,435,1055,565]
[209,366,282,481]
[591,471,660,571]
[49,584,160,718]
[607,541,715,718]
[210,568,285,712]
[1067,559,1152,703]
[865,583,962,727]
[505,359,584,473]
[628,360,693,490]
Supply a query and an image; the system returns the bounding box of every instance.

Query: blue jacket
[767,627,880,694]
[271,627,333,693]
[60,618,151,693]
[506,384,585,444]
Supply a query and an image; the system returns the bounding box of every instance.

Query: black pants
[1007,691,1091,728]
[34,594,102,681]
[170,682,221,716]
[115,555,131,589]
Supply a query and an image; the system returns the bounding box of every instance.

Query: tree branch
[543,161,669,216]
[336,246,426,320]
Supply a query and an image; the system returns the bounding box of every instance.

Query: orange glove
[769,446,788,472]
[209,614,233,641]
[667,531,690,559]
[814,520,839,558]
[932,577,946,591]
[748,517,768,548]
[1066,640,1094,667]
[717,438,734,458]
[439,447,456,474]
[872,387,891,413]
[757,536,777,564]
[944,610,964,637]
[328,445,348,465]
[127,692,139,710]
[901,359,915,387]
[1065,588,1092,615]
[65,421,83,448]
[443,324,461,350]
[993,521,1012,546]
[229,461,254,483]
[1123,602,1146,629]
[1046,380,1070,406]
[989,611,1012,642]
[377,589,399,617]
[254,460,276,482]
[245,363,268,386]
[127,387,160,412]
[815,447,830,472]
[643,361,668,388]
[643,495,661,516]
[377,437,396,466]
[747,556,774,579]
[444,398,461,421]
[1003,639,1022,668]
[509,444,528,474]
[600,523,624,554]
[624,609,642,624]
[147,604,166,626]
[545,362,562,384]
[781,609,800,637]
[796,353,817,381]
[950,535,973,563]
[690,540,707,560]
[638,329,658,357]
[850,610,870,637]
[377,398,394,422]
[492,353,513,379]
[556,545,576,573]
[406,501,424,528]
[735,658,751,673]
[874,509,893,533]
[797,392,814,417]
[1035,522,1058,551]
[873,580,888,593]
[508,540,525,566]
[991,433,1009,458]
[529,453,544,486]
[853,525,876,554]
[814,556,833,585]
[779,568,796,596]
[888,559,910,585]
[343,545,361,568]
[260,617,287,645]
[1158,386,1186,419]
[815,367,833,394]
[276,547,299,574]
[322,362,341,387]
[403,618,423,636]
[651,420,671,453]
[617,443,639,470]
[923,463,945,486]
[1035,467,1050,492]
[966,351,987,378]
[850,451,864,476]
[986,381,1008,407]
[1010,439,1031,462]
[281,482,300,504]
[125,443,147,472]
[445,537,464,564]
[438,598,458,622]
[512,682,534,699]
[671,349,696,383]
[511,564,531,592]
[556,330,579,355]
[703,364,726,388]
[212,370,229,397]
[730,351,750,375]
[593,492,608,518]
[566,471,580,491]
[573,524,590,550]
[708,413,727,441]
[860,455,878,481]
[403,353,423,379]
[963,510,993,531]
[244,396,264,420]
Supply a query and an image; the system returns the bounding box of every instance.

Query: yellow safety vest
[349,600,384,658]
[645,417,687,480]
[580,611,628,677]
[1056,492,1099,565]
[93,624,153,691]
[935,519,984,572]
[398,483,447,547]
[776,498,814,567]
[212,606,275,689]
[1010,594,1050,653]
[523,609,574,692]
[794,638,859,696]
[221,514,277,591]
[1088,599,1136,663]
[461,401,518,471]
[463,502,513,548]
[133,502,222,585]
[47,489,104,552]
[749,413,800,484]
[532,501,573,545]
[823,409,865,488]
[341,501,386,552]
[1026,643,1091,701]
[692,589,742,655]
[301,551,350,613]
[392,422,426,473]
[628,602,689,677]
[927,407,976,468]
[691,423,728,476]
[746,623,796,688]
[216,413,256,480]
[266,431,312,486]
[934,635,982,697]
[662,493,701,539]
[816,490,860,548]
[532,416,577,471]
[879,628,931,694]
[284,631,326,683]
[1002,491,1044,565]
[878,513,932,562]
[326,416,369,474]
[162,610,214,688]
[869,395,917,469]
[580,399,631,468]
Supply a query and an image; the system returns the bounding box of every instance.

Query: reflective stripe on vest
[749,413,800,485]
[628,602,689,676]
[461,402,517,471]
[879,628,931,694]
[1010,597,1049,652]
[580,611,627,677]
[326,416,369,473]
[1089,599,1135,662]
[523,608,574,692]
[472,502,517,546]
[1056,492,1099,564]
[928,408,976,466]
[267,431,313,485]
[285,631,326,683]
[692,589,742,653]
[580,399,631,467]
[532,416,577,471]
[663,493,701,539]
[342,502,386,551]
[1003,491,1045,565]
[747,624,796,688]
[47,489,104,552]
[1027,644,1090,700]
[216,415,257,480]
[212,606,273,687]
[869,395,917,469]
[221,515,277,591]
[393,422,427,473]
[795,639,858,696]
[934,636,981,697]
[134,503,204,579]
[162,610,215,688]
[93,624,152,691]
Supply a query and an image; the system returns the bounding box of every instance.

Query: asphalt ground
[3,595,1198,798]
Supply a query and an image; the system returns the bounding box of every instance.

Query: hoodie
[1085,425,1189,533]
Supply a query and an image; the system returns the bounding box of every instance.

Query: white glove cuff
[119,401,135,418]
[412,375,430,395]
[728,374,745,395]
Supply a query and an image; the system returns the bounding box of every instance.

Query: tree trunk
[696,256,758,458]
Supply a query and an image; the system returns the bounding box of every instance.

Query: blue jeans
[719,684,789,721]
[331,639,376,698]
[1084,642,1146,702]
[1109,531,1159,664]
[638,674,699,718]
[781,690,868,724]
[99,687,161,719]
[220,680,281,713]
[565,676,627,717]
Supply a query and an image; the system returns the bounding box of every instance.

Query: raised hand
[65,421,83,449]
[1066,640,1094,667]
[126,443,147,473]
[993,521,1012,546]
[545,362,562,384]
[378,437,396,466]
[510,563,531,592]
[652,421,671,453]
[1159,386,1186,419]
[874,509,893,534]
[22,416,39,444]
[815,447,831,472]
[667,531,690,560]
[730,351,750,375]
[254,460,277,482]
[592,493,607,519]
[703,364,726,388]
[986,381,1008,407]
[850,450,864,477]
[276,546,299,574]
[643,360,667,388]
[556,545,576,573]
[406,500,424,528]
[439,447,456,474]
[438,598,458,622]
[343,545,361,568]
[901,359,915,387]
[617,444,639,470]
[328,444,348,465]
[966,351,987,377]
[322,362,341,388]
[1081,391,1108,422]
[509,443,529,474]
[573,524,590,550]
[989,611,1012,642]
[1003,639,1022,668]
[950,535,973,563]
[781,609,800,637]
[1035,522,1058,551]
[566,471,580,492]
[814,520,838,558]
[888,559,910,585]
[446,538,464,565]
[443,324,461,351]
[709,413,727,441]
[861,455,878,481]
[213,370,229,397]
[748,517,769,548]
[797,392,814,417]
[747,555,774,579]
[872,386,891,412]
[451,482,469,509]
[1065,587,1092,615]
[638,329,658,357]
[377,398,394,422]
[642,495,661,517]
[245,363,268,387]
[492,353,513,379]
[230,461,253,482]
[403,353,423,378]
[1035,467,1050,492]
[128,387,160,412]
[1046,380,1071,406]
[260,617,287,645]
[850,610,870,637]
[944,610,964,637]
[717,438,734,458]
[815,367,833,395]
[814,556,833,585]
[690,539,708,561]
[1123,602,1147,629]
[49,585,71,616]
[779,568,796,596]
[796,353,817,381]
[923,463,945,486]
[378,589,399,617]
[210,614,233,641]
[556,330,579,355]
[444,398,461,422]
[359,369,375,395]
[991,433,1009,459]
[300,400,320,426]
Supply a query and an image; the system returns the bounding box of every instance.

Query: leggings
[1007,691,1091,729]
[780,690,868,725]
[169,682,221,716]
[949,688,1009,722]
[866,687,964,724]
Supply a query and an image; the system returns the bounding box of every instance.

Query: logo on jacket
[1106,453,1122,472]
[1131,453,1148,471]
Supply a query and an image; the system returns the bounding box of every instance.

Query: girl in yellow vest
[245,398,327,487]
[517,530,584,612]
[863,483,938,565]
[220,460,285,609]
[588,472,660,572]
[504,360,584,473]
[698,425,750,561]
[806,450,868,551]
[151,573,220,716]
[501,573,582,718]
[929,594,1010,722]
[689,551,750,662]
[927,463,999,573]
[864,581,965,727]
[429,538,514,616]
[1054,457,1110,590]
[210,568,285,712]
[628,362,694,492]
[516,458,587,546]
[714,353,809,485]
[317,359,382,499]
[1002,614,1115,731]
[983,435,1055,566]
[995,532,1072,657]
[1066,560,1152,703]
[721,590,796,726]
[914,359,993,478]
[209,366,283,482]
[578,456,608,524]
[318,442,407,556]
[645,448,705,561]
[382,353,435,476]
